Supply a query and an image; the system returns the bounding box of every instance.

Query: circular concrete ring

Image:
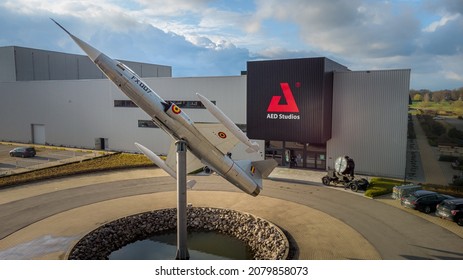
[68,207,289,260]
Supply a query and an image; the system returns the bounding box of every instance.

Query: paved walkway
[1,167,463,260]
[0,169,381,260]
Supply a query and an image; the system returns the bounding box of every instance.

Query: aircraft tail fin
[252,158,278,179]
[235,158,278,188]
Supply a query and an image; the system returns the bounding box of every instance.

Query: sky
[0,0,462,91]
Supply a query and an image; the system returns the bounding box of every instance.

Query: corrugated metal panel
[49,52,67,80]
[141,63,156,77]
[121,61,142,77]
[0,47,16,81]
[64,55,78,80]
[33,51,50,80]
[14,47,34,81]
[323,59,350,141]
[327,69,410,178]
[157,65,172,77]
[6,47,172,81]
[119,61,172,78]
[78,56,105,79]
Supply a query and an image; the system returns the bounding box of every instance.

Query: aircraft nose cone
[69,34,102,62]
[51,18,101,62]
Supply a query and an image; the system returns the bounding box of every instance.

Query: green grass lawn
[0,153,155,188]
[410,101,463,116]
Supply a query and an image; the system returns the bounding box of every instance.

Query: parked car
[9,147,36,158]
[436,198,463,226]
[392,184,422,200]
[401,190,454,214]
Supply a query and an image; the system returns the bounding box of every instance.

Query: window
[114,100,138,107]
[138,120,158,128]
[236,124,247,132]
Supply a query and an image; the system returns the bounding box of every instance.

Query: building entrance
[265,141,326,170]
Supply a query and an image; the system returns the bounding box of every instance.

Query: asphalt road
[0,170,462,260]
[263,181,463,260]
[0,144,90,174]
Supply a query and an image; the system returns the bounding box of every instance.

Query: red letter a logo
[267,83,300,113]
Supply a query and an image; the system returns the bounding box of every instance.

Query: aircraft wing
[164,122,241,173]
[165,141,205,174]
[193,122,240,155]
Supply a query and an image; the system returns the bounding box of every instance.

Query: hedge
[365,177,406,198]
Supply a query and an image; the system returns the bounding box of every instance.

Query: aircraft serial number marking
[131,76,152,94]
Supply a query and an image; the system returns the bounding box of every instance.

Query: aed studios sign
[246,57,348,144]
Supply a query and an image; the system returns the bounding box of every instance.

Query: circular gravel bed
[68,207,289,260]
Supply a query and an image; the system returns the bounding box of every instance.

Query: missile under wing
[52,19,277,196]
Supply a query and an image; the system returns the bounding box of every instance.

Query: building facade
[0,47,410,178]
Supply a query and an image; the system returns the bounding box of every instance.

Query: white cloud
[444,71,463,82]
[251,0,420,58]
[423,13,460,32]
[0,0,462,90]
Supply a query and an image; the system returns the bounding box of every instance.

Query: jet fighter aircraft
[52,19,277,196]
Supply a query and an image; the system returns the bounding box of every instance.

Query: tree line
[410,87,463,103]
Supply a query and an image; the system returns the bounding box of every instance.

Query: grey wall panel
[323,59,349,141]
[2,47,171,82]
[157,66,172,77]
[49,53,67,80]
[141,64,156,77]
[141,64,163,78]
[0,47,16,82]
[77,57,105,79]
[121,61,142,77]
[14,48,34,81]
[117,60,172,78]
[33,51,50,80]
[327,69,410,178]
[64,55,79,80]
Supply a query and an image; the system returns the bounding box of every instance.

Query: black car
[436,198,463,226]
[9,147,36,158]
[401,190,454,214]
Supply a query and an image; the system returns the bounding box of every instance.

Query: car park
[401,190,454,214]
[9,147,36,158]
[436,198,463,226]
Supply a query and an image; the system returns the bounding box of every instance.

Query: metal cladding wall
[327,69,410,178]
[246,58,348,143]
[0,47,16,81]
[0,46,172,82]
[0,76,247,155]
